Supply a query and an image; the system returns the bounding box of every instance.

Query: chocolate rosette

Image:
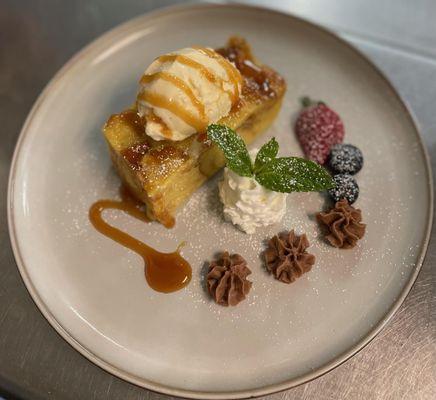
[207,252,252,306]
[264,230,315,283]
[316,198,366,248]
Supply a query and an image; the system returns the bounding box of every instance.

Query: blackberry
[328,174,359,204]
[328,144,363,175]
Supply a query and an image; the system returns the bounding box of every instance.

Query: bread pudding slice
[103,37,286,228]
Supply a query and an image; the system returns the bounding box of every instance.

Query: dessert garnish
[89,186,191,293]
[218,150,288,234]
[103,37,286,227]
[328,144,363,175]
[264,230,315,283]
[328,174,359,204]
[316,199,366,248]
[207,252,252,306]
[207,124,335,233]
[295,97,344,165]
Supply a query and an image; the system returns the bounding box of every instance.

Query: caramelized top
[117,109,144,134]
[105,109,145,138]
[121,142,149,170]
[217,36,281,99]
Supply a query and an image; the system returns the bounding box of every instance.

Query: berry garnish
[328,144,363,175]
[295,97,345,165]
[328,174,359,204]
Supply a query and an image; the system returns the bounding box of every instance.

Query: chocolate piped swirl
[316,199,366,249]
[207,252,252,306]
[264,230,315,283]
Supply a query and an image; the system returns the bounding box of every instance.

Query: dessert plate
[8,3,432,399]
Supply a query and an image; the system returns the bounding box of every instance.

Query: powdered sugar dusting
[54,105,424,335]
[49,106,425,351]
[13,27,430,389]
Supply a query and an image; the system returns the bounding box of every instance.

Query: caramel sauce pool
[89,187,191,293]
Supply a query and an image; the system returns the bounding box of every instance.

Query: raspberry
[295,97,345,165]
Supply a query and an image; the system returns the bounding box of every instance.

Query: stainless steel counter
[0,1,434,399]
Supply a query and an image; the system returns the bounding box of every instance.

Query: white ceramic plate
[8,3,433,399]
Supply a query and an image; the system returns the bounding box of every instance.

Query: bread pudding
[103,37,286,227]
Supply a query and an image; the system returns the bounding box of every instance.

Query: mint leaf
[207,124,253,177]
[254,137,279,173]
[255,157,335,193]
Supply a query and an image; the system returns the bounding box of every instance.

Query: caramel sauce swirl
[89,187,192,293]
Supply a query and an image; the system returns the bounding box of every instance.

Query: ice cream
[219,150,288,234]
[137,47,242,141]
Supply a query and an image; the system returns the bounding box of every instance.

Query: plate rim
[7,2,434,399]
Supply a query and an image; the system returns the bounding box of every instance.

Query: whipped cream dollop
[219,150,288,234]
[137,47,242,141]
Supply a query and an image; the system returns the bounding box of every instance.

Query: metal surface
[0,1,434,399]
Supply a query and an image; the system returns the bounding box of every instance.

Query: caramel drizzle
[140,72,207,121]
[146,111,173,139]
[137,91,205,132]
[89,187,192,293]
[157,54,218,85]
[193,46,241,105]
[138,51,241,132]
[138,54,215,132]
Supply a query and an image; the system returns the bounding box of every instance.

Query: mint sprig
[254,137,279,173]
[207,124,253,177]
[206,124,334,193]
[255,157,334,192]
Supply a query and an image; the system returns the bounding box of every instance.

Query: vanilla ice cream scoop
[137,47,242,141]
